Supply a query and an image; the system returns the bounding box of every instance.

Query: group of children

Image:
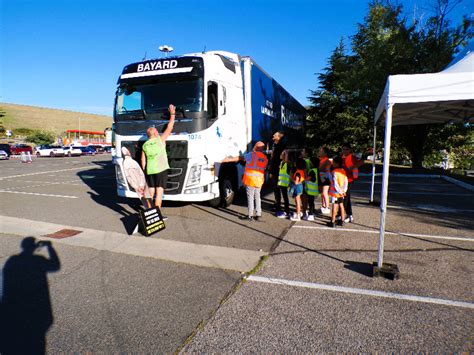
[274,146,349,227]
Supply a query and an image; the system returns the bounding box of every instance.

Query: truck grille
[121,140,188,195]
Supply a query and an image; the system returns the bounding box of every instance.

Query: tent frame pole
[370,125,377,203]
[374,103,399,279]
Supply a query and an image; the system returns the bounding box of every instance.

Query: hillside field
[0,103,112,135]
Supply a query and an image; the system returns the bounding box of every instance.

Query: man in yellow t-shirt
[141,104,175,209]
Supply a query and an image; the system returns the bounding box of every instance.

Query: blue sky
[1,0,472,116]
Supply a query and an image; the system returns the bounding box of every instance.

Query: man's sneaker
[290,213,301,221]
[344,215,354,223]
[239,215,253,221]
[302,214,309,221]
[326,221,335,228]
[321,207,331,215]
[276,211,288,218]
[307,214,315,221]
[254,215,262,221]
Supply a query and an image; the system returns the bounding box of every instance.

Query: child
[290,158,306,221]
[276,150,291,218]
[327,155,348,227]
[302,156,320,221]
[318,147,332,215]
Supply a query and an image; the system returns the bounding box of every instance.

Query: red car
[10,144,33,155]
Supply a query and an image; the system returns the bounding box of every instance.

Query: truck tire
[209,163,238,208]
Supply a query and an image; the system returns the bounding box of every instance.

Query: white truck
[113,50,306,206]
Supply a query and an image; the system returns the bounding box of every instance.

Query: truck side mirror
[207,81,218,119]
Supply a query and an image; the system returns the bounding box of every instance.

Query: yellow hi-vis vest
[305,168,319,196]
[278,161,290,187]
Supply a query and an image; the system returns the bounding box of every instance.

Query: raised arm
[141,150,146,170]
[161,104,176,142]
[222,156,241,163]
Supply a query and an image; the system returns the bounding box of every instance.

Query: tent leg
[370,125,377,203]
[374,104,399,279]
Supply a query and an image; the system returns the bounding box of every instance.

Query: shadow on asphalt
[0,237,61,354]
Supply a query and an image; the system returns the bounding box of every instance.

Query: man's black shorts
[146,170,168,188]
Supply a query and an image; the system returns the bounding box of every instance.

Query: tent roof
[375,44,474,126]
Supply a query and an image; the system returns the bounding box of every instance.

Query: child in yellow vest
[327,156,348,227]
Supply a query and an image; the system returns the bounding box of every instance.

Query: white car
[35,145,65,157]
[0,150,9,160]
[63,146,83,157]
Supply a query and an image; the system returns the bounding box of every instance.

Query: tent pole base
[373,262,400,280]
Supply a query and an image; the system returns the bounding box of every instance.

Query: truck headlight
[115,165,127,188]
[186,164,202,187]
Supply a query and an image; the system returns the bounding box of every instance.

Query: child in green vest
[302,156,320,221]
[276,149,291,218]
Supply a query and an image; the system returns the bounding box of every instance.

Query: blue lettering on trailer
[250,63,306,148]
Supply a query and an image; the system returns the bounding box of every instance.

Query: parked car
[0,144,11,156]
[88,145,104,154]
[10,144,33,155]
[63,146,82,157]
[78,146,96,156]
[35,145,65,157]
[0,150,9,160]
[104,146,113,153]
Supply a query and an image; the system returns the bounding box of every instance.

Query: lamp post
[159,45,174,57]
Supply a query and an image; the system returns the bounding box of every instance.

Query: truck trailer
[113,50,306,206]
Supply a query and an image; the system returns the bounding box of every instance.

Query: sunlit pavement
[185,176,474,352]
[1,156,473,352]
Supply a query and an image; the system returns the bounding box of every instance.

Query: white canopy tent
[372,42,474,273]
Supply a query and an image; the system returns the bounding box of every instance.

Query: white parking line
[293,225,474,242]
[353,190,474,196]
[0,166,92,180]
[247,275,474,309]
[0,190,78,198]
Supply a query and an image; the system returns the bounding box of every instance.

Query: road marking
[0,190,78,199]
[293,225,474,242]
[0,166,93,180]
[357,181,451,186]
[247,275,474,309]
[353,190,474,196]
[386,204,474,213]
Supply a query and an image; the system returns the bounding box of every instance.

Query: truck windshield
[115,78,203,118]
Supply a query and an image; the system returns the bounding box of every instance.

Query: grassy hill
[0,102,112,135]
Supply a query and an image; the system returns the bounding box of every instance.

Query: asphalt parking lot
[1,155,473,352]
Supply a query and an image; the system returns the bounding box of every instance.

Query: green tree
[26,130,55,145]
[308,0,473,168]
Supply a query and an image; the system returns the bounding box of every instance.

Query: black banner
[139,206,166,236]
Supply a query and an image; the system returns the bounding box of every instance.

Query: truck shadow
[76,160,143,234]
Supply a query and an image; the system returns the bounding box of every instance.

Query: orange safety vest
[319,156,331,182]
[329,168,348,198]
[242,151,268,188]
[342,153,359,182]
[292,169,305,183]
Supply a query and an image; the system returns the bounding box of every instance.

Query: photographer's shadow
[0,237,61,355]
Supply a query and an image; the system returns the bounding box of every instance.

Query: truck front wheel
[209,174,236,208]
[220,176,236,207]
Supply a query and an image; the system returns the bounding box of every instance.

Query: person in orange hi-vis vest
[341,143,365,223]
[327,155,348,228]
[222,141,268,221]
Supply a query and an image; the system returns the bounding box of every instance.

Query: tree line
[307,0,473,170]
